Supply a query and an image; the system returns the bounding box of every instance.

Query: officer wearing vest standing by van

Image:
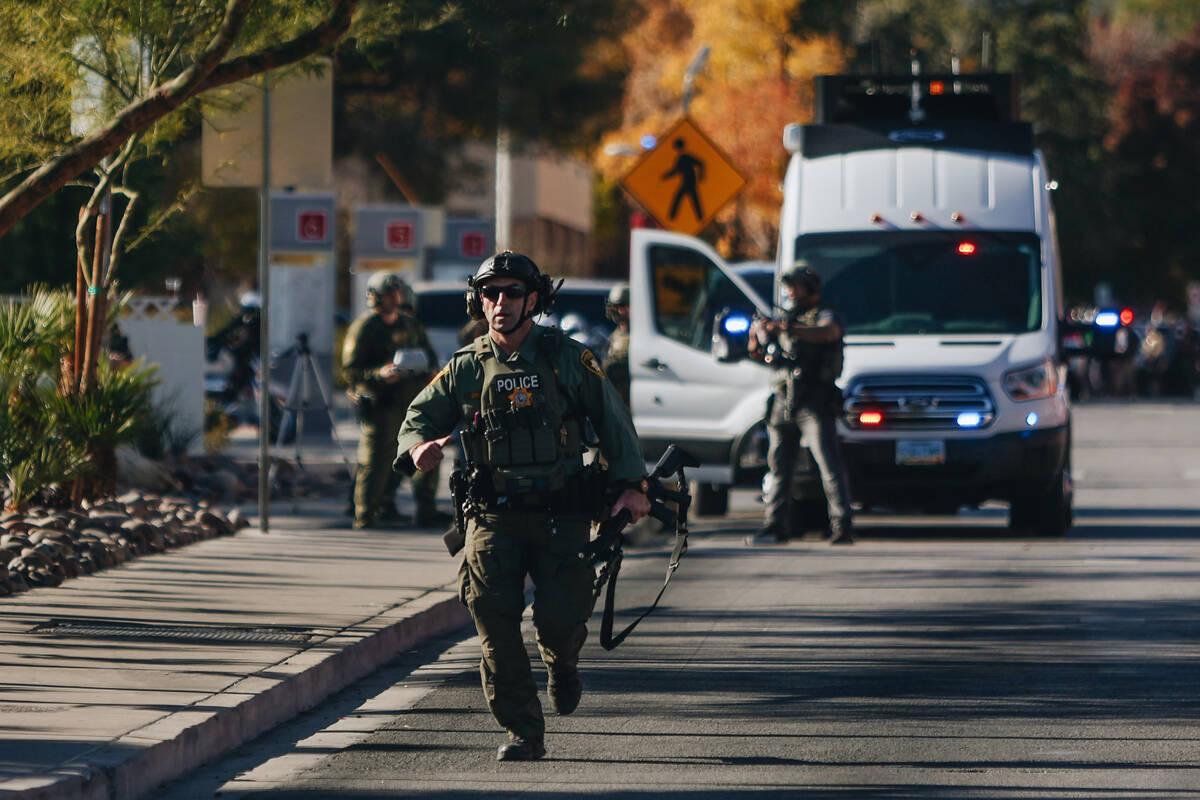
[395,252,650,762]
[602,282,631,407]
[342,272,440,529]
[746,261,854,546]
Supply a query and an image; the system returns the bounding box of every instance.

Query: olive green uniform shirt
[395,325,645,484]
[342,311,438,406]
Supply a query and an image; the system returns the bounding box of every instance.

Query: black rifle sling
[598,526,689,650]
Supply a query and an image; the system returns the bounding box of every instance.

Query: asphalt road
[164,401,1200,799]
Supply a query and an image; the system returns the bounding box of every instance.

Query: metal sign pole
[258,76,272,533]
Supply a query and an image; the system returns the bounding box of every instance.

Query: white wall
[120,304,206,455]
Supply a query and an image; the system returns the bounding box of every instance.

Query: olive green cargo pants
[354,403,438,526]
[460,511,594,740]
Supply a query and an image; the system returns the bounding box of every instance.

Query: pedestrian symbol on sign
[619,117,745,236]
[662,138,705,222]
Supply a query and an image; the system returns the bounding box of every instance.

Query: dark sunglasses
[479,284,528,300]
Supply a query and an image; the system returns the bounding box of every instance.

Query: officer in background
[378,282,453,527]
[342,272,441,529]
[395,252,649,762]
[746,261,854,546]
[602,283,631,408]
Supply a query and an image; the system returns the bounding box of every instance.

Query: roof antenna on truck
[909,50,925,123]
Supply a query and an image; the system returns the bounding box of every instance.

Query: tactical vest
[777,304,844,404]
[466,332,584,496]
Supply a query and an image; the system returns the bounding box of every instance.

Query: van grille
[843,376,995,430]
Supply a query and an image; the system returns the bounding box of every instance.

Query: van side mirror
[712,307,752,362]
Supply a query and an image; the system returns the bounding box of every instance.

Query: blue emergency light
[722,315,751,335]
[956,412,983,428]
[1094,311,1120,328]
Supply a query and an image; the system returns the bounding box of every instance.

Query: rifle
[585,444,699,650]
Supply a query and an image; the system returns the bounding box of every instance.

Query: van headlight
[1002,358,1057,402]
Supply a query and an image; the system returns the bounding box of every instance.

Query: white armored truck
[628,72,1073,535]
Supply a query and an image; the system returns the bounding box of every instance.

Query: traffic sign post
[619,117,746,236]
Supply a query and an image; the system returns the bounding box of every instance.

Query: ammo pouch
[481,403,564,469]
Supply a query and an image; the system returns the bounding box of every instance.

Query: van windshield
[794,231,1042,335]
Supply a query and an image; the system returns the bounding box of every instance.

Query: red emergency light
[859,410,884,426]
[1119,308,1134,326]
[929,80,946,95]
[957,241,977,256]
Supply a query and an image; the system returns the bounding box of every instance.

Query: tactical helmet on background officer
[780,260,821,295]
[465,251,558,320]
[366,272,407,308]
[605,283,630,323]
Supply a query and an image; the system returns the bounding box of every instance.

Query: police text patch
[497,373,539,408]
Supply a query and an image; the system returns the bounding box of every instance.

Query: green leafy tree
[0,0,359,393]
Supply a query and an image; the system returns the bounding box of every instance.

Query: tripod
[267,333,354,498]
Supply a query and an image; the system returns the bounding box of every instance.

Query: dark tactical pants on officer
[459,510,594,741]
[764,388,853,539]
[355,403,438,525]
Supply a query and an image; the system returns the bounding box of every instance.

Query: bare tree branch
[0,0,358,239]
[107,186,139,282]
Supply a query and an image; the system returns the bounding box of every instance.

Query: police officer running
[602,283,631,408]
[746,261,854,546]
[342,272,441,529]
[395,252,650,761]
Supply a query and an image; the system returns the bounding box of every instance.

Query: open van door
[628,229,774,485]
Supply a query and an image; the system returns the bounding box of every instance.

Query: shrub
[0,286,160,509]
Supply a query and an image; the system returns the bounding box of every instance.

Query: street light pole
[681,45,710,115]
[258,75,272,533]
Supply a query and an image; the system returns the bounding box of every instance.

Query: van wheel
[1008,470,1073,537]
[691,482,729,516]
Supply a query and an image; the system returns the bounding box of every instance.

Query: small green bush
[0,286,161,509]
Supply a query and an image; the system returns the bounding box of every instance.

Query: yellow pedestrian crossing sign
[620,117,747,235]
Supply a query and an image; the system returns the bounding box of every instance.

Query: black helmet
[468,251,541,288]
[780,259,821,294]
[465,251,557,319]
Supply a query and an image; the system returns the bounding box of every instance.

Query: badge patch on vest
[581,348,605,379]
[495,373,539,408]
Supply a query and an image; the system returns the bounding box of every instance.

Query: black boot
[497,736,546,761]
[548,668,582,715]
[829,521,855,545]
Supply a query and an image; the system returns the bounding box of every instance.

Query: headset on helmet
[464,251,558,320]
[780,260,821,294]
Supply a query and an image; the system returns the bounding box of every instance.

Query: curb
[1,583,472,800]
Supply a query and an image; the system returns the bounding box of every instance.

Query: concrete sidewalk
[0,498,470,800]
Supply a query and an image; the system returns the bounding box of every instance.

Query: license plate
[896,440,945,466]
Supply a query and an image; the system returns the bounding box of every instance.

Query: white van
[629,73,1073,535]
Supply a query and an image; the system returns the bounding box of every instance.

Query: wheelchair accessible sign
[620,117,746,236]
